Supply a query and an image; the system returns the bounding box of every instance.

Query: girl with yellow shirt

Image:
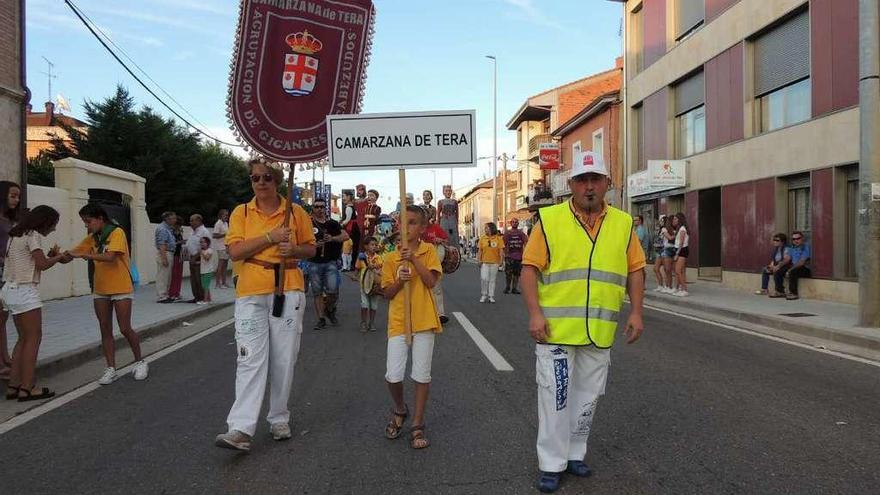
[478,222,505,303]
[67,204,147,386]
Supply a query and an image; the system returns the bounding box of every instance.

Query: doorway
[698,187,721,279]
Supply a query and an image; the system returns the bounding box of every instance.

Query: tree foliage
[27,153,55,187]
[46,85,252,223]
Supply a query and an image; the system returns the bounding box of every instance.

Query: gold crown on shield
[286,30,323,55]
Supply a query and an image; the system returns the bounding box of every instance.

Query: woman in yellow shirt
[214,158,316,452]
[478,222,504,303]
[67,204,147,386]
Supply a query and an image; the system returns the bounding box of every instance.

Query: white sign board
[647,160,687,188]
[326,110,476,170]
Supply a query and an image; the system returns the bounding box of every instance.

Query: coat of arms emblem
[283,31,322,97]
[228,0,375,162]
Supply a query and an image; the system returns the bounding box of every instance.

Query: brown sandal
[410,424,429,449]
[384,404,408,439]
[5,384,20,400]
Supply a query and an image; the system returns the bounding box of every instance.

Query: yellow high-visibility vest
[537,202,632,348]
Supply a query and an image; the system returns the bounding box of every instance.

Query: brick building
[26,102,88,159]
[0,0,25,184]
[612,0,863,303]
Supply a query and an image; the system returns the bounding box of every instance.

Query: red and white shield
[283,53,319,96]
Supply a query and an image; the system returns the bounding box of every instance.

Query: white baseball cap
[570,150,609,178]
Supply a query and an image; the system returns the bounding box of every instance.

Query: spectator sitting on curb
[785,231,811,300]
[755,233,791,297]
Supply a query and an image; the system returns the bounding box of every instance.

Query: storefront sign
[538,143,560,170]
[229,0,376,162]
[326,110,476,170]
[629,160,688,197]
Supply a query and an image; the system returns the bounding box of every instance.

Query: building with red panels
[611,0,862,303]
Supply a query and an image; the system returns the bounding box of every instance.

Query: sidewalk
[5,280,234,369]
[644,278,880,360]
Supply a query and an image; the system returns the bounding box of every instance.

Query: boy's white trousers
[535,343,611,472]
[226,291,305,436]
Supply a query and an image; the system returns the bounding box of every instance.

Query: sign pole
[272,162,296,317]
[398,168,413,345]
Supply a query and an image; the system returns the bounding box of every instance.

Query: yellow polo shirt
[226,198,316,297]
[523,202,646,273]
[73,228,134,296]
[381,241,442,338]
[478,234,505,264]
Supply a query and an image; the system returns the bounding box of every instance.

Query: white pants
[385,333,436,384]
[155,251,172,299]
[226,291,305,436]
[433,245,445,315]
[480,263,499,297]
[342,253,352,271]
[535,344,611,472]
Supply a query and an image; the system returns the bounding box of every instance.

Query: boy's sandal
[18,387,55,402]
[384,405,409,440]
[410,424,429,450]
[5,385,20,400]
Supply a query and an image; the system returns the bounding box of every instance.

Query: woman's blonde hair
[247,157,284,185]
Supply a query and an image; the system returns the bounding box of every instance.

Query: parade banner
[326,110,477,170]
[229,0,376,162]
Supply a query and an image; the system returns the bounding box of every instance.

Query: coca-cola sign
[228,0,375,162]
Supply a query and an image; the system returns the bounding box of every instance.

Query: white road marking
[645,304,880,368]
[452,312,514,371]
[0,318,235,436]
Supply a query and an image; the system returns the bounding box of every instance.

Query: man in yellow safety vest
[520,150,646,493]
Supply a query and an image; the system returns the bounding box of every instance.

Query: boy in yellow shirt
[477,222,505,303]
[341,237,354,271]
[381,206,442,449]
[356,236,383,333]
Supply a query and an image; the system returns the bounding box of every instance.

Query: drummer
[356,236,383,333]
[421,209,449,324]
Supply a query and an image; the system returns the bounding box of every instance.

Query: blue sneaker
[566,460,592,477]
[537,471,562,493]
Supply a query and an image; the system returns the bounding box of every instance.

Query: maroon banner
[229,0,375,162]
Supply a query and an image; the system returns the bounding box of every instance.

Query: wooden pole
[272,162,295,317]
[398,168,413,345]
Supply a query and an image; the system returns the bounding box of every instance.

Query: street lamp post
[486,55,497,224]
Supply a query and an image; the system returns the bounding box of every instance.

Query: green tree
[48,85,251,223]
[27,153,55,187]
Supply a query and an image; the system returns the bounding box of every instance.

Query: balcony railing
[527,134,552,161]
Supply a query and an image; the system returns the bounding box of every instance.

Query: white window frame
[591,129,604,161]
[571,140,582,167]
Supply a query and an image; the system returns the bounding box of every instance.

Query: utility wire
[71,2,214,133]
[63,0,242,147]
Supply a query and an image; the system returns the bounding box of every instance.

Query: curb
[36,301,234,377]
[644,292,880,354]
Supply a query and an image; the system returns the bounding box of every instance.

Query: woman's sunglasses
[250,173,275,183]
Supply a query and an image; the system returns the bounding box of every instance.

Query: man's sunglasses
[792,236,803,241]
[250,173,275,183]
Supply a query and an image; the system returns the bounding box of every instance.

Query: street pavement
[0,263,878,494]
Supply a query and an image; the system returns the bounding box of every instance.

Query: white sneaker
[215,430,252,451]
[196,301,208,305]
[675,290,689,297]
[653,286,665,292]
[269,422,292,441]
[98,367,117,385]
[488,297,496,303]
[479,296,487,303]
[132,360,149,381]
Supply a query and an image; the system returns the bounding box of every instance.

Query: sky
[26,0,624,212]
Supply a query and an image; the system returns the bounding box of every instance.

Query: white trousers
[226,291,305,436]
[480,263,498,297]
[342,253,352,271]
[155,251,172,299]
[535,344,611,472]
[432,244,445,315]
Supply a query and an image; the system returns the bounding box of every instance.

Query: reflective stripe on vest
[537,202,632,348]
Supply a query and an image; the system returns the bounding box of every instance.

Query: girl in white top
[1,206,69,401]
[671,212,690,297]
[200,236,218,304]
[212,210,230,289]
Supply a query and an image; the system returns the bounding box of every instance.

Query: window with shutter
[754,10,810,97]
[676,0,704,40]
[675,71,705,116]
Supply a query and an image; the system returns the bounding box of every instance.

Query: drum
[360,267,383,296]
[441,246,461,274]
